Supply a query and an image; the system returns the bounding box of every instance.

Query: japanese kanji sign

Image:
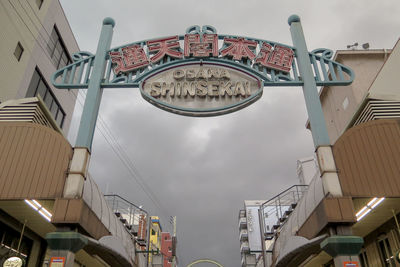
[51,16,355,152]
[52,22,354,120]
[109,33,294,75]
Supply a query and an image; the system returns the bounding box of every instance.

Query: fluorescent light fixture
[24,199,38,211]
[38,209,51,222]
[355,206,368,217]
[24,199,52,222]
[367,197,378,207]
[31,199,41,208]
[356,197,385,221]
[357,208,372,221]
[371,197,385,209]
[41,207,52,218]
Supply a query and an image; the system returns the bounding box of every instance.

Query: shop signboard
[49,257,65,267]
[140,63,262,116]
[3,257,23,267]
[246,206,262,252]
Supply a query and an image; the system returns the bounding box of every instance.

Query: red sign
[50,257,65,267]
[184,33,218,57]
[343,261,359,267]
[109,34,295,75]
[109,45,149,74]
[220,37,257,60]
[147,36,183,63]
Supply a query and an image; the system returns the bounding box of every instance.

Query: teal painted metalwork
[51,30,354,90]
[75,17,115,151]
[50,18,356,150]
[289,15,331,147]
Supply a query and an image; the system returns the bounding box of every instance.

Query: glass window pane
[14,42,24,61]
[26,70,40,97]
[46,42,55,57]
[44,91,54,109]
[36,80,47,99]
[47,32,57,57]
[59,52,69,69]
[55,41,62,53]
[56,111,64,128]
[52,48,62,66]
[50,101,58,118]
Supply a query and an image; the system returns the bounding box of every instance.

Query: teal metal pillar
[288,15,330,148]
[75,17,115,152]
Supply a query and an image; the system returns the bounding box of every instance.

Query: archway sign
[186,258,224,267]
[52,15,354,152]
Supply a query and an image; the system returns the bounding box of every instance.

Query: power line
[6,0,172,232]
[71,90,170,222]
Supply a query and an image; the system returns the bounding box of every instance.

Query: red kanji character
[255,42,273,66]
[220,37,257,60]
[147,36,183,63]
[267,45,294,73]
[109,44,149,74]
[184,34,218,57]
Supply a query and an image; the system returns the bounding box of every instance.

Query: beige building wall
[368,40,400,101]
[0,0,79,134]
[313,49,391,144]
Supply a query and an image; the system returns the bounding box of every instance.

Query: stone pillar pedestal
[49,250,76,267]
[46,232,88,267]
[333,255,361,267]
[63,147,90,198]
[321,235,363,267]
[316,145,343,197]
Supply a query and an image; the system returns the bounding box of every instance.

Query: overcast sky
[59,0,400,266]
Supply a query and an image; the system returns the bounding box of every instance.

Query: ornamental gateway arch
[47,15,357,267]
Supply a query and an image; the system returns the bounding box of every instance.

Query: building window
[0,221,33,262]
[26,68,66,128]
[36,0,43,9]
[46,27,71,69]
[359,248,369,267]
[14,42,24,61]
[377,235,396,267]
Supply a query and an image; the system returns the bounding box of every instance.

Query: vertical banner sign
[49,257,65,267]
[246,206,262,252]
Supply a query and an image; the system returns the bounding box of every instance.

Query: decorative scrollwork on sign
[309,48,354,85]
[52,26,354,90]
[311,48,333,59]
[71,51,94,62]
[185,25,217,35]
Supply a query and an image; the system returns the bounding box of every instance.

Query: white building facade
[0,0,79,133]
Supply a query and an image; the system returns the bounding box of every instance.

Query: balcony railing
[104,194,148,243]
[240,241,250,253]
[260,185,308,240]
[239,217,247,230]
[240,229,248,241]
[239,209,246,218]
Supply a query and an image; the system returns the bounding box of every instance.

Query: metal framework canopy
[186,259,224,267]
[52,15,354,150]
